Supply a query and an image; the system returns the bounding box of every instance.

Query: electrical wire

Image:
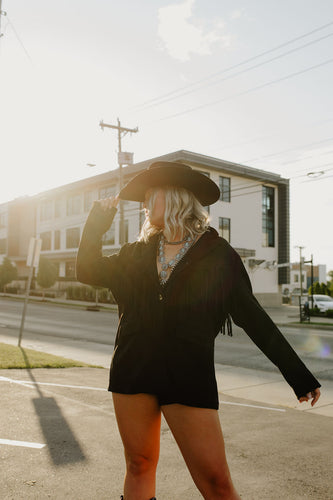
[155,57,333,122]
[132,20,333,111]
[6,15,33,64]
[133,31,333,112]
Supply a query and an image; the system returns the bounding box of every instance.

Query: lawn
[0,342,98,369]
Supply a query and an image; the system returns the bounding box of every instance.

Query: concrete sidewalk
[1,367,332,499]
[1,303,333,498]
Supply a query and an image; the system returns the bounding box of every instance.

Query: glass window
[103,226,115,246]
[40,231,52,251]
[66,227,80,248]
[40,200,53,221]
[84,191,94,212]
[0,211,7,228]
[66,195,81,216]
[294,274,299,283]
[54,230,61,250]
[99,186,116,200]
[218,217,230,242]
[124,219,129,244]
[219,177,231,202]
[0,238,6,254]
[262,186,275,247]
[65,261,76,278]
[55,199,62,218]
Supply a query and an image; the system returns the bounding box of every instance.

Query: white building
[0,150,290,306]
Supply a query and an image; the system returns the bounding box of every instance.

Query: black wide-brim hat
[119,161,220,206]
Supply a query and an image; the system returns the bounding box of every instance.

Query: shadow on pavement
[19,347,86,466]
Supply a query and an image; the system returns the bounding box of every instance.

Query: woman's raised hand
[98,195,120,211]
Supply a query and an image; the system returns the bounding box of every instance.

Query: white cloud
[157,0,230,61]
[230,9,245,20]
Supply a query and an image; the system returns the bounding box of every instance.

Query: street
[1,297,332,381]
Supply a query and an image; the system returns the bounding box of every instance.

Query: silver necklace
[158,234,194,285]
[164,236,188,245]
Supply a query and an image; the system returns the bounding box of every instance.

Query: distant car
[310,294,333,312]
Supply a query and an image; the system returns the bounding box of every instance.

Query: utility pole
[0,0,7,38]
[99,118,138,246]
[295,246,305,301]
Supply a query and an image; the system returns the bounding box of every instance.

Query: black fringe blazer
[76,203,320,409]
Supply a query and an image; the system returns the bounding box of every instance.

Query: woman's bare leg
[112,393,161,500]
[162,404,240,500]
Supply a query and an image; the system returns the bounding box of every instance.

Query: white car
[310,294,333,312]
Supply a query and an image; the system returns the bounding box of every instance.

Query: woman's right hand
[98,195,120,211]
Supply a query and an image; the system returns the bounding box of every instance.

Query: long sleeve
[76,202,128,302]
[229,251,321,400]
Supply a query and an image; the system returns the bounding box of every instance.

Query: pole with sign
[18,237,42,347]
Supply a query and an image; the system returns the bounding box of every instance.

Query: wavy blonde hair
[138,186,210,242]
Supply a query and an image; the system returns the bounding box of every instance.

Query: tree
[36,257,58,299]
[0,257,18,292]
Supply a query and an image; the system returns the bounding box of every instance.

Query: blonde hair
[139,186,210,242]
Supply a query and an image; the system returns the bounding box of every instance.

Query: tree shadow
[19,347,86,466]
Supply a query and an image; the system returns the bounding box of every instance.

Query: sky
[0,0,332,272]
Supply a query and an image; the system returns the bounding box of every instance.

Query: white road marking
[220,400,286,412]
[0,438,45,449]
[0,376,105,391]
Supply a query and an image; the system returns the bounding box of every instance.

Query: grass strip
[0,342,100,369]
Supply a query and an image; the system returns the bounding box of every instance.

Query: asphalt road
[1,297,332,380]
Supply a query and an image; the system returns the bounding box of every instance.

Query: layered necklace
[158,233,194,285]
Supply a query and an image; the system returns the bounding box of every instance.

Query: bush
[66,285,116,304]
[4,286,18,294]
[326,309,333,318]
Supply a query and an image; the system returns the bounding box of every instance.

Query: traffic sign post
[18,237,42,347]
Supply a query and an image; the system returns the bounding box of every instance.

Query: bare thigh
[161,404,234,493]
[112,393,162,466]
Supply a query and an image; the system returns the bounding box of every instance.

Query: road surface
[0,297,332,380]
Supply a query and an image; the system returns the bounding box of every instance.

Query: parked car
[309,294,333,312]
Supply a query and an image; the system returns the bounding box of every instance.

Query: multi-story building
[0,150,290,306]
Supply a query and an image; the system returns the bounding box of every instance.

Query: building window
[124,220,129,244]
[218,217,230,242]
[0,238,6,254]
[0,211,7,228]
[40,200,53,221]
[103,226,115,245]
[55,199,62,218]
[294,274,299,283]
[262,186,275,247]
[40,231,52,251]
[67,195,81,216]
[84,191,94,212]
[54,230,61,250]
[66,227,80,248]
[65,261,76,278]
[99,186,116,200]
[219,176,230,202]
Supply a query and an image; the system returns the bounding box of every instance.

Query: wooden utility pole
[99,118,138,246]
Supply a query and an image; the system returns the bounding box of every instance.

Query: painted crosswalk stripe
[220,400,286,412]
[0,439,45,449]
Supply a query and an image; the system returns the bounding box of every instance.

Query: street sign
[118,152,133,165]
[26,237,42,267]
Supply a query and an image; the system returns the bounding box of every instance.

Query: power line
[6,15,33,64]
[242,136,333,164]
[134,31,333,112]
[155,58,333,122]
[131,20,333,112]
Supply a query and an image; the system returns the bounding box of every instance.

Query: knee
[126,453,157,477]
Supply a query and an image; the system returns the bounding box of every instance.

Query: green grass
[0,342,101,369]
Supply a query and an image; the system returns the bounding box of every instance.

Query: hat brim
[119,162,220,206]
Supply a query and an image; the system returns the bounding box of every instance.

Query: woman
[76,161,321,500]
